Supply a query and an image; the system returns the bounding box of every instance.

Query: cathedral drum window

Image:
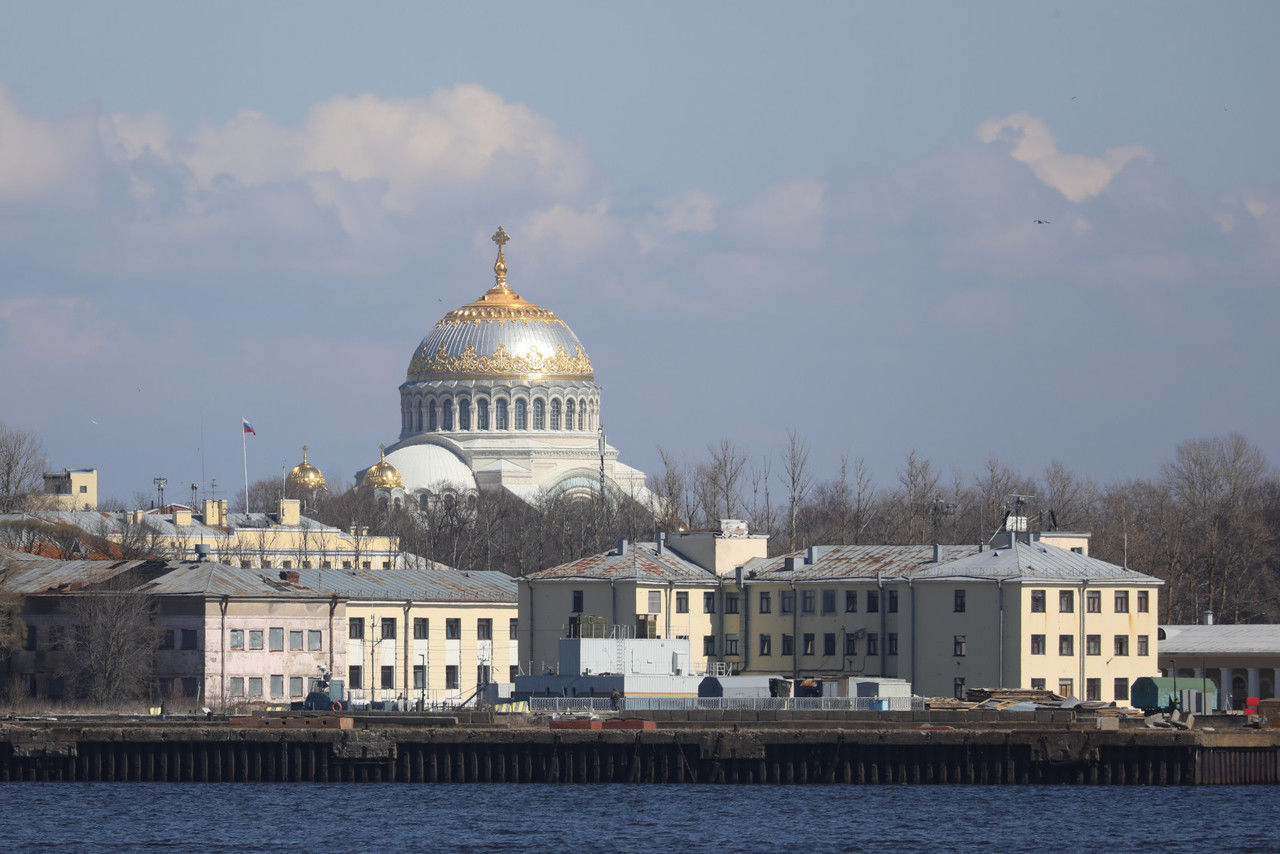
[550,399,562,430]
[496,399,508,430]
[514,399,528,430]
[533,399,546,430]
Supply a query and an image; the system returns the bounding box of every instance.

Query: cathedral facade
[357,227,649,508]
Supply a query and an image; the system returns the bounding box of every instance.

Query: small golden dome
[287,445,326,491]
[363,445,403,490]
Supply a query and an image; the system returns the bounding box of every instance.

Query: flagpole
[242,422,250,514]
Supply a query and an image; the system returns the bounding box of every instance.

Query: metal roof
[292,567,516,603]
[0,552,319,597]
[742,545,977,582]
[1159,624,1280,655]
[906,540,1162,584]
[524,543,716,584]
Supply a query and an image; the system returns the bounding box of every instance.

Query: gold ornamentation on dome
[287,444,326,491]
[408,342,594,381]
[363,444,404,490]
[437,226,563,325]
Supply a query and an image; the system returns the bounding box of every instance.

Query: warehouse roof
[1159,624,1280,655]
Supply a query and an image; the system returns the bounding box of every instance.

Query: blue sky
[1,1,1278,503]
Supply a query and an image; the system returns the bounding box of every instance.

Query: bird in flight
[1033,219,1051,225]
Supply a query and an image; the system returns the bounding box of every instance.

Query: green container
[1130,676,1216,713]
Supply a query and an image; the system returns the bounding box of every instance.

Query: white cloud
[732,178,826,250]
[977,112,1152,203]
[0,84,100,208]
[520,202,622,268]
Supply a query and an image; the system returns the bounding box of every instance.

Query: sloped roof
[1160,624,1280,655]
[524,542,716,584]
[293,567,516,603]
[743,545,977,582]
[907,540,1161,584]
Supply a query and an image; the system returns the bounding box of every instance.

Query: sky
[1,0,1278,505]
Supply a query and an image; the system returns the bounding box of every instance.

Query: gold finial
[302,444,309,462]
[491,226,510,289]
[379,443,386,460]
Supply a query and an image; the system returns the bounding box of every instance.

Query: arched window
[496,399,509,430]
[578,398,585,431]
[459,399,471,430]
[550,399,561,430]
[428,400,438,431]
[514,399,527,430]
[419,493,431,510]
[533,399,546,430]
[413,401,422,432]
[565,399,576,431]
[477,400,489,430]
[443,399,454,431]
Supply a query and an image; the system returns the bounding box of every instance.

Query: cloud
[732,178,826,250]
[0,84,101,209]
[977,112,1152,203]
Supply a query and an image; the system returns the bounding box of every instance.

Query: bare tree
[706,439,748,520]
[781,430,811,551]
[59,580,159,704]
[0,422,48,513]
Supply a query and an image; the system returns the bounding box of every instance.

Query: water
[0,783,1267,852]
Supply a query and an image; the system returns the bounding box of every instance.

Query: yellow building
[521,527,1162,705]
[41,468,98,511]
[294,567,518,707]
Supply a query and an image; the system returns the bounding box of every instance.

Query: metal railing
[525,696,923,714]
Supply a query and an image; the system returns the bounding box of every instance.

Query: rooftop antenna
[154,476,167,510]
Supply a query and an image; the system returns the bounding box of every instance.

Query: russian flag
[242,418,256,436]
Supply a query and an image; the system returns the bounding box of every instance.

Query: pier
[1,711,1276,785]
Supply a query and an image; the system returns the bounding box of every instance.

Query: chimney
[279,570,300,584]
[1202,610,1214,626]
[805,545,816,565]
[933,543,941,563]
[616,539,628,557]
[194,543,211,562]
[656,532,665,555]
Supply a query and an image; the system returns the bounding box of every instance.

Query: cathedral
[350,227,649,509]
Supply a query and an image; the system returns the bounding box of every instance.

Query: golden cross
[491,226,510,249]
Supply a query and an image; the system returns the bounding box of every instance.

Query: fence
[525,696,923,714]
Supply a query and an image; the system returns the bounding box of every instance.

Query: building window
[348,666,363,690]
[446,666,459,690]
[1086,590,1101,613]
[844,634,857,656]
[1086,678,1101,701]
[954,589,966,613]
[496,399,508,430]
[289,630,303,651]
[459,399,471,430]
[179,628,197,650]
[349,618,364,640]
[1137,634,1149,656]
[159,629,175,650]
[845,590,857,612]
[1114,635,1129,656]
[1086,634,1101,656]
[759,591,771,613]
[443,399,453,430]
[413,665,425,690]
[229,677,244,696]
[867,633,879,656]
[701,591,715,614]
[248,677,263,698]
[1058,678,1074,698]
[514,399,528,430]
[572,590,584,612]
[823,633,836,656]
[1115,678,1130,701]
[308,630,322,651]
[509,618,519,640]
[800,593,816,618]
[477,619,492,641]
[1030,678,1046,690]
[1031,590,1045,612]
[286,676,302,697]
[648,590,662,613]
[446,619,461,639]
[1059,591,1074,613]
[532,399,545,430]
[725,594,740,614]
[953,635,966,657]
[887,590,898,613]
[249,630,264,650]
[509,665,520,683]
[428,400,438,431]
[802,633,815,656]
[780,591,795,614]
[1030,634,1046,655]
[270,674,284,699]
[781,634,794,656]
[1137,590,1149,613]
[1059,634,1074,656]
[759,634,772,656]
[477,399,489,430]
[229,629,244,650]
[725,635,740,656]
[380,618,396,640]
[703,635,716,656]
[821,589,836,614]
[182,677,199,697]
[565,399,576,431]
[380,666,394,690]
[414,618,428,639]
[550,399,561,430]
[953,678,966,700]
[1114,591,1129,613]
[867,591,879,613]
[676,591,689,613]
